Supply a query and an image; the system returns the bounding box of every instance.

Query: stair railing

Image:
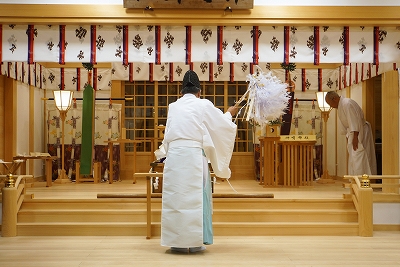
[345,174,400,237]
[345,174,373,237]
[363,175,400,195]
[1,174,32,237]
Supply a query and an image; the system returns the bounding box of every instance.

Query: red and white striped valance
[2,61,397,92]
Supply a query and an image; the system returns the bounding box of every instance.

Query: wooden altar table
[259,135,316,187]
[13,155,57,187]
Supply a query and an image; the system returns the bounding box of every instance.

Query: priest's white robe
[160,94,237,248]
[337,97,377,175]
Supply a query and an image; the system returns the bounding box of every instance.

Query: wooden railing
[1,174,32,237]
[344,174,400,237]
[363,175,400,193]
[133,170,220,240]
[133,172,163,239]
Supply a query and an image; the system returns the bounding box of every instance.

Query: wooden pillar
[0,75,5,163]
[29,85,35,176]
[381,71,399,193]
[358,187,373,237]
[260,137,279,187]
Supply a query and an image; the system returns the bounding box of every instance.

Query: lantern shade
[315,91,332,112]
[53,90,73,112]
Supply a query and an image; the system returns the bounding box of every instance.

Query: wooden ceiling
[123,0,254,10]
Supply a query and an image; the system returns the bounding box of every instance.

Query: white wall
[16,83,47,177]
[326,105,338,176]
[33,87,44,177]
[16,82,30,157]
[373,203,400,225]
[350,83,363,107]
[328,89,347,177]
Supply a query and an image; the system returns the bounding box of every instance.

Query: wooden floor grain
[1,233,400,266]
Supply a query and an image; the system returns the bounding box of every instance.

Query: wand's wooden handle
[234,93,248,108]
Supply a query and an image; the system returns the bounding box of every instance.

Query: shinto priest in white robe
[337,97,377,175]
[158,93,237,248]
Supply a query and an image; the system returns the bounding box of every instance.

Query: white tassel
[236,66,291,127]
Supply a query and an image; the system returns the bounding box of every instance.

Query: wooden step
[17,222,157,236]
[18,208,357,223]
[212,209,358,223]
[21,198,353,210]
[18,209,151,223]
[20,198,152,210]
[213,198,354,209]
[213,222,359,236]
[17,221,358,236]
[16,197,358,236]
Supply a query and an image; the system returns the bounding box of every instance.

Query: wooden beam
[123,0,254,10]
[1,5,400,26]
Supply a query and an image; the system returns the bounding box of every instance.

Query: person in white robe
[156,70,238,253]
[325,91,377,175]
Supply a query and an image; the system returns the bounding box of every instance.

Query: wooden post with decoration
[266,125,280,137]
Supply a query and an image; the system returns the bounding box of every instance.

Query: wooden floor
[1,232,400,266]
[1,179,400,266]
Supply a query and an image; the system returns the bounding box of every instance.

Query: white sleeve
[202,102,237,178]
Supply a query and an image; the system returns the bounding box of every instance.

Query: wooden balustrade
[345,175,374,237]
[1,175,32,237]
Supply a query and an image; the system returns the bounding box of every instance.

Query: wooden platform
[10,179,360,237]
[3,178,398,267]
[22,178,349,200]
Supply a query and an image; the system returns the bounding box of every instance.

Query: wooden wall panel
[229,153,255,180]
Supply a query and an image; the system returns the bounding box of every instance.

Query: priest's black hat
[181,70,201,94]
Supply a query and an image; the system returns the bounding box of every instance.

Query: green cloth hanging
[80,84,95,175]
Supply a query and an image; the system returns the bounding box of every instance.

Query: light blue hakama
[202,153,213,245]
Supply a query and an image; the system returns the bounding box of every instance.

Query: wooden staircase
[16,196,359,236]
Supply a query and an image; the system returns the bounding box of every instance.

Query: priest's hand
[227,106,238,116]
